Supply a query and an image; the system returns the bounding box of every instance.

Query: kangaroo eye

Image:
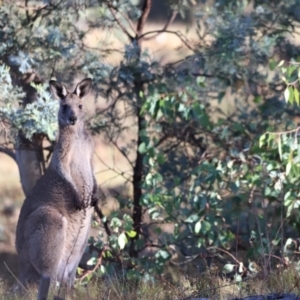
[78,104,83,109]
[62,105,68,111]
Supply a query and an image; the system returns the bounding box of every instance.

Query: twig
[142,11,178,41]
[4,262,27,291]
[265,126,300,136]
[94,205,111,237]
[15,3,47,11]
[117,8,138,36]
[207,246,244,267]
[108,5,134,41]
[138,30,195,51]
[263,253,288,267]
[78,247,105,283]
[109,138,134,169]
[169,253,202,266]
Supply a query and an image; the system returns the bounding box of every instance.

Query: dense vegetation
[2,0,300,298]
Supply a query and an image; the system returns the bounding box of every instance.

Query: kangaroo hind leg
[24,207,67,284]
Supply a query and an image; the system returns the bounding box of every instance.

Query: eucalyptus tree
[1,0,300,281]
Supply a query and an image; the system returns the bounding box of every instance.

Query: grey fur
[15,78,98,290]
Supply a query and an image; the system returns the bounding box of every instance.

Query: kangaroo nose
[69,116,77,125]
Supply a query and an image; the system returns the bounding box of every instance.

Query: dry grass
[0,266,300,299]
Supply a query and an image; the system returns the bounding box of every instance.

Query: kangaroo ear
[49,80,68,99]
[74,78,92,99]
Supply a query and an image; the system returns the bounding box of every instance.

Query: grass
[1,266,300,299]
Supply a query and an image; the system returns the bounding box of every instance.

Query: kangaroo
[15,78,99,293]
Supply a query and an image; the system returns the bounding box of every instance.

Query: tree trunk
[15,133,44,197]
[13,71,45,196]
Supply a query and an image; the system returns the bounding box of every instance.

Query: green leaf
[286,161,292,176]
[267,133,275,147]
[269,59,277,71]
[156,249,171,260]
[194,220,201,234]
[99,265,106,275]
[259,133,266,148]
[223,263,235,274]
[284,87,290,103]
[185,214,199,223]
[278,136,282,160]
[288,64,296,77]
[87,256,97,266]
[201,221,212,234]
[234,273,243,282]
[138,142,147,154]
[196,76,205,86]
[295,88,300,105]
[284,238,293,248]
[118,232,127,250]
[126,230,137,238]
[284,191,291,201]
[288,86,294,104]
[253,96,262,103]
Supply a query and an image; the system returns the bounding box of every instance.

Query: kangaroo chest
[70,139,94,202]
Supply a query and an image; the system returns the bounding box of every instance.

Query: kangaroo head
[49,78,92,128]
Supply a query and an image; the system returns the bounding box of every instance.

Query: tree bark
[13,71,45,196]
[15,133,44,196]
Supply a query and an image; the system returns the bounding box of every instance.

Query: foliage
[3,0,300,292]
[0,69,58,140]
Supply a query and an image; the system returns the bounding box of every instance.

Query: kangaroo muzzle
[69,116,77,125]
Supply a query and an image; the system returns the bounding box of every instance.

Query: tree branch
[94,204,112,237]
[139,30,195,51]
[16,3,47,12]
[78,247,105,283]
[117,8,138,36]
[108,5,134,41]
[136,0,152,38]
[142,10,178,41]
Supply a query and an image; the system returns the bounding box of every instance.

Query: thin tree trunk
[15,133,44,196]
[13,71,45,196]
[130,100,144,258]
[129,0,152,258]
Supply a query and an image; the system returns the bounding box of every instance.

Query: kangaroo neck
[51,123,84,164]
[58,123,84,141]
